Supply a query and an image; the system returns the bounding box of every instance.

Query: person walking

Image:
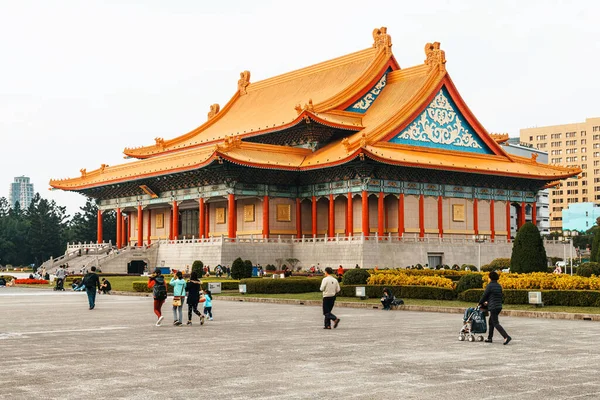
[170,271,186,326]
[203,289,213,320]
[479,271,512,345]
[82,266,101,310]
[148,268,168,326]
[185,271,205,326]
[320,267,341,329]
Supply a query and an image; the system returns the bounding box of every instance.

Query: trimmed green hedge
[339,285,456,300]
[132,280,239,293]
[240,277,322,294]
[459,289,600,307]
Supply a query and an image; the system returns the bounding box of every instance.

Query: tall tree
[511,222,548,273]
[66,198,117,245]
[27,194,68,266]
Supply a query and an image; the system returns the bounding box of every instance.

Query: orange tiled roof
[123,43,396,159]
[50,29,581,191]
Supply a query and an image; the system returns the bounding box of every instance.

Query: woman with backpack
[169,271,186,326]
[148,268,168,326]
[185,271,205,326]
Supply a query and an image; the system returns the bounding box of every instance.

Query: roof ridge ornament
[208,103,220,120]
[218,135,242,152]
[294,99,314,115]
[154,137,165,149]
[424,42,446,72]
[372,27,392,55]
[238,70,251,95]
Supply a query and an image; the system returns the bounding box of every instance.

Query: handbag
[172,296,182,307]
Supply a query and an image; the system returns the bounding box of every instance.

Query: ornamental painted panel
[344,68,391,114]
[155,213,164,229]
[452,204,465,222]
[389,87,493,154]
[276,204,291,222]
[243,204,255,222]
[216,207,226,224]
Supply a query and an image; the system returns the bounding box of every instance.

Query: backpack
[154,283,167,301]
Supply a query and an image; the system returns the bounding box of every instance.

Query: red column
[347,193,353,236]
[116,208,121,248]
[263,196,269,239]
[122,213,128,247]
[173,201,179,240]
[437,196,443,237]
[490,200,495,241]
[519,201,526,229]
[531,201,537,227]
[398,194,404,237]
[137,204,143,247]
[147,209,152,245]
[168,209,173,240]
[418,194,424,238]
[328,194,335,237]
[198,198,205,238]
[97,210,103,244]
[361,191,369,237]
[296,198,302,238]
[473,198,479,235]
[228,194,236,238]
[311,196,317,238]
[377,192,384,237]
[205,203,210,238]
[506,202,511,243]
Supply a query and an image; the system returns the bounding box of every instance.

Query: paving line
[0,326,130,339]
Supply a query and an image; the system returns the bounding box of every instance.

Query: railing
[66,241,112,251]
[150,233,522,245]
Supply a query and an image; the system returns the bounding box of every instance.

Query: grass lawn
[220,292,600,314]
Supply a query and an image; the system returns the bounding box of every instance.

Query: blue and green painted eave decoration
[388,86,493,155]
[344,68,391,114]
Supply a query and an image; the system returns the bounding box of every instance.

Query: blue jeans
[86,287,97,309]
[204,306,212,318]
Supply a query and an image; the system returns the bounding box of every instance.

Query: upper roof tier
[50,28,580,192]
[123,32,399,159]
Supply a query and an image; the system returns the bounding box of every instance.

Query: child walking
[185,271,205,326]
[169,271,186,326]
[203,289,213,320]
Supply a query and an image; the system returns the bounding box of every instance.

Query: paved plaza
[1,288,600,399]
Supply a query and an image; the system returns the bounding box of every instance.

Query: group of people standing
[148,269,213,327]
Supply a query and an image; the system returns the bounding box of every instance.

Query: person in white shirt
[320,267,341,329]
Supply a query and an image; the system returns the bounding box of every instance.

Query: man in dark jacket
[479,271,512,345]
[83,266,101,310]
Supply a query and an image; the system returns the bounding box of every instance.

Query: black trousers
[322,296,337,327]
[188,303,202,320]
[488,309,508,339]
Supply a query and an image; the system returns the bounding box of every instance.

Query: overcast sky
[1,0,598,216]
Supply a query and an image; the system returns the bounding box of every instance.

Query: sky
[1,0,598,216]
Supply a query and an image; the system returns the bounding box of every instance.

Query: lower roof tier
[77,158,552,202]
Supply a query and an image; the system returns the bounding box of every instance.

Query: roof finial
[154,137,165,149]
[372,27,392,55]
[238,71,251,95]
[208,103,220,120]
[295,99,315,115]
[80,168,87,177]
[424,42,446,72]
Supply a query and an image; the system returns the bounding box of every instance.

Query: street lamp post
[474,234,488,272]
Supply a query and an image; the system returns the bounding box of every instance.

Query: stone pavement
[1,287,600,399]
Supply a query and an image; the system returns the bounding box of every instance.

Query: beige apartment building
[520,117,600,232]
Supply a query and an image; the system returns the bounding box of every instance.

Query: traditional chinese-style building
[50,28,579,271]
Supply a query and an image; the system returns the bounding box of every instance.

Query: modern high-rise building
[9,176,35,209]
[520,117,600,232]
[498,136,550,235]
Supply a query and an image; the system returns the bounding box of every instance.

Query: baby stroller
[53,278,65,291]
[459,306,487,342]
